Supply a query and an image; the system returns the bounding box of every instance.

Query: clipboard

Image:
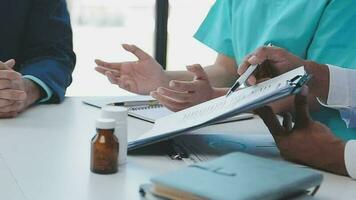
[128,67,311,151]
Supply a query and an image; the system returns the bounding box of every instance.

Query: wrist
[23,79,42,107]
[303,61,330,101]
[161,71,171,88]
[328,140,348,176]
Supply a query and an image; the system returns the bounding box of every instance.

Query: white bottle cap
[96,118,116,129]
[101,106,128,122]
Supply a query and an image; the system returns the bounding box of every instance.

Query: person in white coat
[239,46,356,178]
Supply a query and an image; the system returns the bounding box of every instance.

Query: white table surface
[0,97,355,200]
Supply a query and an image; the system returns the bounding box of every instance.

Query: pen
[225,64,259,97]
[226,43,273,97]
[110,100,160,107]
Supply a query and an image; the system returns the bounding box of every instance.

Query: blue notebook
[149,152,323,200]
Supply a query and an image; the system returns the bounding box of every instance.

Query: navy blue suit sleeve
[18,0,76,103]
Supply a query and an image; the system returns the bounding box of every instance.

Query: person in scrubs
[95,0,356,140]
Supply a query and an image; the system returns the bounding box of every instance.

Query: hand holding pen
[237,44,306,86]
[226,44,273,97]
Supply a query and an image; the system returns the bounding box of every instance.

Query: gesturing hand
[255,87,348,176]
[0,60,41,118]
[95,44,169,95]
[150,64,219,112]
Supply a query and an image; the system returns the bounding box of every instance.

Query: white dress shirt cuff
[345,140,356,179]
[327,64,350,106]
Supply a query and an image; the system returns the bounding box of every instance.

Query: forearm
[165,70,195,82]
[165,64,237,85]
[204,64,238,87]
[166,54,238,87]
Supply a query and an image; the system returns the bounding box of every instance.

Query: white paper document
[128,67,310,150]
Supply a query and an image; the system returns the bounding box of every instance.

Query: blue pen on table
[226,43,273,97]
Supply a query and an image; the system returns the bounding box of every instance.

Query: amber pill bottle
[91,118,119,174]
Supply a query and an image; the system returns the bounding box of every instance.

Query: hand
[95,44,169,95]
[0,60,41,118]
[238,46,305,85]
[254,87,348,176]
[238,46,330,102]
[150,64,221,112]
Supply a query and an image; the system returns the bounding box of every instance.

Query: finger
[95,59,111,67]
[122,44,151,60]
[150,91,190,112]
[254,106,285,135]
[282,112,293,132]
[169,80,197,92]
[255,78,270,84]
[96,66,121,77]
[0,62,10,70]
[247,76,257,85]
[5,59,16,68]
[237,54,254,75]
[157,87,191,102]
[0,60,16,70]
[0,90,27,101]
[242,46,287,83]
[0,111,18,118]
[0,70,22,80]
[0,79,12,89]
[238,54,258,85]
[249,46,286,64]
[186,64,208,80]
[105,71,119,84]
[294,86,312,127]
[95,59,123,70]
[0,99,15,108]
[0,101,23,113]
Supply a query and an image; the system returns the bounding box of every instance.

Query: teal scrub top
[194,0,356,140]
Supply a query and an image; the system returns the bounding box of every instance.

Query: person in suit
[0,0,76,118]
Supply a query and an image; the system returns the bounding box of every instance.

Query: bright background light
[66,0,216,97]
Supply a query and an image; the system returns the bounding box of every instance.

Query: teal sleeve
[23,75,53,103]
[307,0,356,69]
[194,0,235,58]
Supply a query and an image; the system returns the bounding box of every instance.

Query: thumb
[122,44,151,60]
[254,106,285,135]
[0,59,16,70]
[5,59,16,68]
[294,86,312,128]
[186,64,208,80]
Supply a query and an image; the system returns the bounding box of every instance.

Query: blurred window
[66,0,215,96]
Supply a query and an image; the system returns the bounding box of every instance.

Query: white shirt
[326,65,356,179]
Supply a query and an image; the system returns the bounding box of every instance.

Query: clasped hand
[0,60,30,118]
